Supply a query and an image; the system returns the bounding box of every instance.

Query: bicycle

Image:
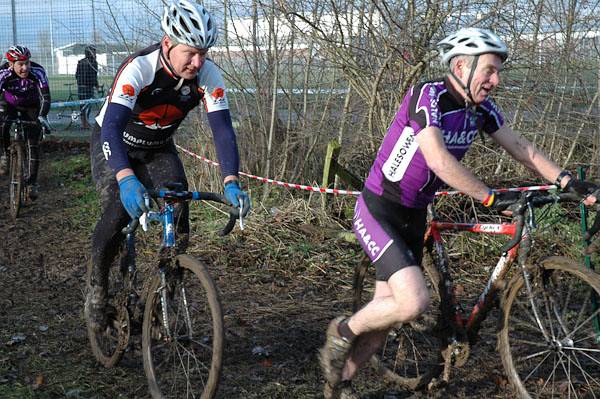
[54,83,105,129]
[86,183,248,399]
[3,112,48,220]
[353,189,600,398]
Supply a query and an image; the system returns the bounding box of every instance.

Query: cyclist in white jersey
[85,0,250,332]
[318,28,598,399]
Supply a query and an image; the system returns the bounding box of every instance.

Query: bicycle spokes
[144,261,222,399]
[501,262,600,397]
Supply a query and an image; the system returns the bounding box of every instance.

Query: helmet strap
[160,38,181,79]
[448,54,480,106]
[160,39,185,89]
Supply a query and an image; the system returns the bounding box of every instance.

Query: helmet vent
[179,16,190,33]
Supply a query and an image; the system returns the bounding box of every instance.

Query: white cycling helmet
[161,0,218,49]
[437,28,508,66]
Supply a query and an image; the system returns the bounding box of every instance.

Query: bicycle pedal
[427,377,448,392]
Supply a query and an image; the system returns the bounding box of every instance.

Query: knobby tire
[142,254,224,399]
[498,256,600,398]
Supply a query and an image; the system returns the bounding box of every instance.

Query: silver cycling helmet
[161,0,218,49]
[437,28,508,66]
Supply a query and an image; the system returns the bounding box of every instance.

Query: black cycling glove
[564,179,598,198]
[489,191,522,211]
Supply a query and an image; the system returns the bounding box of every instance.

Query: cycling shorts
[353,188,427,281]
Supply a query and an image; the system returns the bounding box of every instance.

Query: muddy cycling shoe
[28,184,39,200]
[85,286,108,333]
[324,380,359,399]
[0,155,7,176]
[319,316,354,387]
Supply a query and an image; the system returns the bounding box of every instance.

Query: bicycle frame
[425,209,527,343]
[119,187,242,342]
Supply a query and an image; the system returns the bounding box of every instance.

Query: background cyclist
[0,45,51,199]
[318,28,598,398]
[86,0,250,331]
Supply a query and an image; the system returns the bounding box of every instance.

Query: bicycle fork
[156,265,194,342]
[154,205,194,342]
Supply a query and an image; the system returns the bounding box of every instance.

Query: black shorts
[353,189,427,281]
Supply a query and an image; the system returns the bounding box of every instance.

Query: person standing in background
[76,45,99,129]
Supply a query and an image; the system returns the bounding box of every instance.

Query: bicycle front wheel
[498,256,600,398]
[9,144,25,220]
[142,254,224,399]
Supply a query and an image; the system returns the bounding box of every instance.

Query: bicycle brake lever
[140,212,149,232]
[239,198,245,231]
[526,201,536,229]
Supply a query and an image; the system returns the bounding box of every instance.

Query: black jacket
[76,57,98,88]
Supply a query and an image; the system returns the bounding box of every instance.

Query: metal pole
[92,0,98,43]
[50,0,55,74]
[11,0,17,44]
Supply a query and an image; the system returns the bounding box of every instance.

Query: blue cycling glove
[118,175,148,219]
[224,180,250,213]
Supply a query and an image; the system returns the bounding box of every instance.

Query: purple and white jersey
[0,62,49,109]
[365,77,504,208]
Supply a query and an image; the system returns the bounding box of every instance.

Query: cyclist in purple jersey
[319,28,599,398]
[0,45,51,199]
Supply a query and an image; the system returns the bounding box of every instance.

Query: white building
[54,43,130,75]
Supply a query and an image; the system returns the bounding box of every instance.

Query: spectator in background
[75,45,99,129]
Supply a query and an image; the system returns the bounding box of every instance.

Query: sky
[0,0,165,53]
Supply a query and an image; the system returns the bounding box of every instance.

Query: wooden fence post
[321,139,364,211]
[321,139,341,210]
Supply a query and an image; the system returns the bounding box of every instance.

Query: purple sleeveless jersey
[364,77,504,208]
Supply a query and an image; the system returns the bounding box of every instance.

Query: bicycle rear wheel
[9,144,25,220]
[86,259,130,368]
[142,254,224,399]
[353,250,445,391]
[498,256,600,398]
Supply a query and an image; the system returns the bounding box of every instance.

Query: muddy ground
[0,141,514,398]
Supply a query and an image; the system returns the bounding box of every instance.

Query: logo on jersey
[180,85,191,96]
[443,129,478,149]
[207,87,226,107]
[382,126,419,182]
[428,85,440,124]
[102,141,112,160]
[117,84,136,104]
[353,216,382,258]
[211,87,224,100]
[122,84,135,97]
[136,104,184,130]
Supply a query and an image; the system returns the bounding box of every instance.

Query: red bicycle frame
[425,216,523,341]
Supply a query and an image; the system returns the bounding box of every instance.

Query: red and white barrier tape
[176,144,557,197]
[176,144,361,195]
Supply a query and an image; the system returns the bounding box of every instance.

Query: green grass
[47,153,99,225]
[48,75,112,102]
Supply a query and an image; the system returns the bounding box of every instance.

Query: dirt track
[0,142,513,398]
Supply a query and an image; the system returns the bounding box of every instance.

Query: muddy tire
[86,259,130,368]
[9,143,25,220]
[498,256,600,398]
[142,254,224,399]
